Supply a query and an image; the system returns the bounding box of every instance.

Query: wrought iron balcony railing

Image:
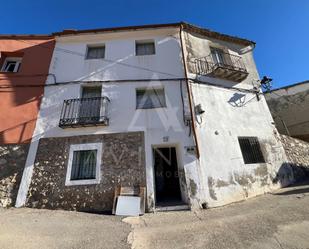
[59,96,110,128]
[194,52,248,82]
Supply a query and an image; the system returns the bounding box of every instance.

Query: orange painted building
[0,36,55,144]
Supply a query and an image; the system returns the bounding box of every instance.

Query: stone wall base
[280,134,309,180]
[26,132,146,213]
[0,144,30,207]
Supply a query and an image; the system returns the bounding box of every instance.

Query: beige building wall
[180,28,293,208]
[265,81,309,142]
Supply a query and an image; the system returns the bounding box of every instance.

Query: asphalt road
[0,182,308,249]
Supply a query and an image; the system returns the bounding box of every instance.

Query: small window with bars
[86,45,105,59]
[65,143,102,186]
[70,150,97,180]
[238,137,265,164]
[136,88,166,109]
[136,40,155,56]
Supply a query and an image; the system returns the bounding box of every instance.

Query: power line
[0,77,261,96]
[2,39,262,95]
[0,78,184,89]
[16,39,181,78]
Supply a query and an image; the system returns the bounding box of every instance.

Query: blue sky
[2,0,308,88]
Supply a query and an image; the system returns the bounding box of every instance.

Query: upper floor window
[86,45,105,59]
[81,86,102,98]
[210,47,226,65]
[136,40,155,56]
[136,88,166,109]
[1,57,22,73]
[238,137,265,164]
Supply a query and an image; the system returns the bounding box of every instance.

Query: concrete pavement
[0,208,130,249]
[0,182,308,249]
[125,182,309,249]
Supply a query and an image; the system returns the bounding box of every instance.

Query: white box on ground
[115,196,141,216]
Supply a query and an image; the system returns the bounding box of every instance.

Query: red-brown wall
[0,37,55,144]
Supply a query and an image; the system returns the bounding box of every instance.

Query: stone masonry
[0,144,29,207]
[280,134,309,180]
[26,132,145,212]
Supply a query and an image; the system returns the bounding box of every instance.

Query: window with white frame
[1,57,22,72]
[65,143,102,186]
[136,88,166,109]
[135,40,155,56]
[86,45,105,59]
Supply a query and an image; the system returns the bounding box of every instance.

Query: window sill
[243,162,267,166]
[65,178,100,186]
[85,58,105,60]
[0,71,19,74]
[136,106,167,110]
[135,54,156,57]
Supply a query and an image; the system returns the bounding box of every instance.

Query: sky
[1,0,308,89]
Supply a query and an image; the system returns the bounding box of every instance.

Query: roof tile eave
[52,22,182,36]
[52,22,255,46]
[0,34,53,39]
[181,22,255,46]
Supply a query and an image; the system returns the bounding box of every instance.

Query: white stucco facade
[16,24,294,211]
[182,29,294,207]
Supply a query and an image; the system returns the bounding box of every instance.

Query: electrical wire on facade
[15,39,180,78]
[0,38,263,95]
[0,77,262,96]
[0,39,262,113]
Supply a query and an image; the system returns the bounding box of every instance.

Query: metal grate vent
[238,137,265,164]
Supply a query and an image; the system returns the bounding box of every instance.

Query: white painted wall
[49,28,184,82]
[182,29,294,207]
[17,28,202,210]
[17,26,293,210]
[190,83,293,207]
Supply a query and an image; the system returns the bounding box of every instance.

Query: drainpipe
[179,24,200,159]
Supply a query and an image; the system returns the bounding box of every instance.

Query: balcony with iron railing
[194,52,249,82]
[59,96,110,128]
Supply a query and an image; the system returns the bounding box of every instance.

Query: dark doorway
[153,147,183,207]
